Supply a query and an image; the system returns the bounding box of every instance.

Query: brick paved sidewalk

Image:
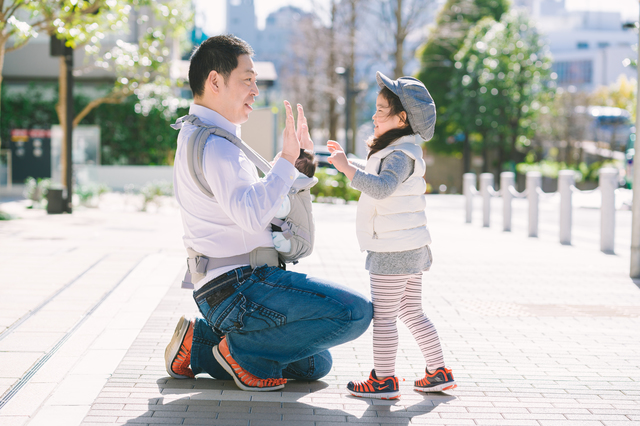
[79,198,640,426]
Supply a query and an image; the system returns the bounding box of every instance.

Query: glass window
[552,60,593,85]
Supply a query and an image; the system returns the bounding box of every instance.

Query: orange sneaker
[414,367,457,392]
[213,336,286,391]
[164,316,195,379]
[347,370,401,400]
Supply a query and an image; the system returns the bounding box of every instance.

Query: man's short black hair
[188,35,254,98]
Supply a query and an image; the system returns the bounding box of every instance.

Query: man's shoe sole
[347,389,401,400]
[165,316,193,379]
[212,344,285,392]
[414,382,457,393]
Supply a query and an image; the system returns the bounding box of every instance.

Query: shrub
[140,180,173,211]
[75,183,110,206]
[23,177,51,208]
[311,167,360,202]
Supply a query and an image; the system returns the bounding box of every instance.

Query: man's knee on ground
[348,295,373,329]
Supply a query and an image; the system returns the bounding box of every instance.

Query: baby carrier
[171,115,317,288]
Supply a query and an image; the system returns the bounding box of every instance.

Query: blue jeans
[190,265,372,380]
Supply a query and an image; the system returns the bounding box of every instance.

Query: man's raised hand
[296,104,314,151]
[281,100,301,165]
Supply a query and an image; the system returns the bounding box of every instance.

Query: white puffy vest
[356,136,432,252]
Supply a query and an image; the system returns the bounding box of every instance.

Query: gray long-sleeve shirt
[350,151,432,275]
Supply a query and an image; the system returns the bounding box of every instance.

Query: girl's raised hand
[327,140,355,179]
[296,104,314,151]
[326,140,344,154]
[281,101,301,164]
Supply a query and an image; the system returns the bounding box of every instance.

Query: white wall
[76,165,173,191]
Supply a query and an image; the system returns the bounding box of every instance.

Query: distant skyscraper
[226,0,258,48]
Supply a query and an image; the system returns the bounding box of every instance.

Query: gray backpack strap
[182,246,279,288]
[187,125,216,198]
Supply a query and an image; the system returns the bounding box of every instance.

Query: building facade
[515,0,637,90]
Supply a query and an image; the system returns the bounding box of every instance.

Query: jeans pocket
[216,293,286,334]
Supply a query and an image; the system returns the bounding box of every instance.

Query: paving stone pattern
[79,198,640,426]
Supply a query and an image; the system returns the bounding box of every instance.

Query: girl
[327,71,456,399]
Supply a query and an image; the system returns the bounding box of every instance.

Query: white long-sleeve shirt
[173,104,297,290]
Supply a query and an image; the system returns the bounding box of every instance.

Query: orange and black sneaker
[347,369,401,400]
[165,316,195,379]
[213,336,287,391]
[414,367,457,392]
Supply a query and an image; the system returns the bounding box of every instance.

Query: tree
[2,0,190,133]
[280,11,328,135]
[591,75,637,124]
[281,0,364,151]
[448,9,554,177]
[416,0,509,168]
[534,87,591,166]
[2,0,190,198]
[371,0,433,79]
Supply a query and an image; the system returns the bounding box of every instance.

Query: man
[165,35,372,391]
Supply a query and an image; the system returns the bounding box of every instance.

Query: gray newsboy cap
[376,71,436,141]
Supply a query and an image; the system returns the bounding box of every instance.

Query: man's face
[217,54,259,125]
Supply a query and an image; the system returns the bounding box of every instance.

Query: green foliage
[0,84,57,149]
[82,95,188,165]
[2,0,192,134]
[516,159,619,182]
[140,180,173,211]
[75,182,110,206]
[448,9,554,169]
[416,0,510,154]
[24,177,51,208]
[311,168,361,202]
[1,83,185,165]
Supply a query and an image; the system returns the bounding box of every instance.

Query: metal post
[480,173,493,228]
[501,172,514,232]
[64,47,74,213]
[344,66,352,154]
[558,170,574,245]
[631,7,640,277]
[527,171,541,238]
[600,168,618,254]
[463,173,476,224]
[6,150,11,190]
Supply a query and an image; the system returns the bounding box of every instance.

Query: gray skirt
[365,245,432,275]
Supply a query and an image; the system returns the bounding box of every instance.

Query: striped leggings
[370,273,445,378]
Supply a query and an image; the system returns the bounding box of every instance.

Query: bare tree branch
[73,91,129,128]
[3,0,26,23]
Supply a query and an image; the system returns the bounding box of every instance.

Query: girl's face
[372,93,405,138]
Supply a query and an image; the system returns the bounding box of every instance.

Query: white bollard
[599,168,618,254]
[480,173,494,227]
[559,170,574,245]
[501,172,515,232]
[526,171,541,238]
[463,173,476,224]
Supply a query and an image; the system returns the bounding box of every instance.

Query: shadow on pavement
[118,378,455,425]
